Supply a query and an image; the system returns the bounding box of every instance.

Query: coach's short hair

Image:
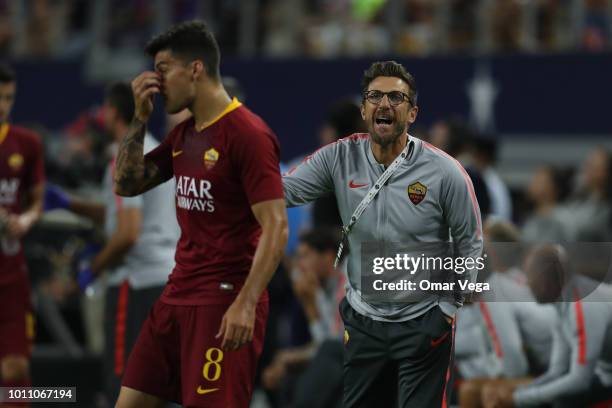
[361,61,417,106]
[105,82,135,124]
[145,20,221,80]
[0,63,16,84]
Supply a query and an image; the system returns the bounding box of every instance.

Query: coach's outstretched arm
[216,199,288,351]
[283,143,336,207]
[114,72,168,196]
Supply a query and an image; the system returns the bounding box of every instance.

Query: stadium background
[1,0,611,407]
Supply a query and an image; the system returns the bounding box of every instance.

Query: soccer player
[283,60,483,407]
[0,64,45,402]
[112,21,288,408]
[45,82,179,403]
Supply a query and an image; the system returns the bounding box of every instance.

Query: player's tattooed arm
[114,71,165,196]
[114,119,165,196]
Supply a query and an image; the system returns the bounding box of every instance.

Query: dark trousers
[340,298,455,408]
[294,339,344,408]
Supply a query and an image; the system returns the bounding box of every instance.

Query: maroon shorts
[0,279,34,361]
[122,299,269,407]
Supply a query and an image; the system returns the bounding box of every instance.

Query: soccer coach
[283,61,483,407]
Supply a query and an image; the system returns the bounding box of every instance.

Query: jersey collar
[195,97,242,132]
[0,123,9,145]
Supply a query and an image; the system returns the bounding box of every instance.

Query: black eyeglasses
[364,90,412,106]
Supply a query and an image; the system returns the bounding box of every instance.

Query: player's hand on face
[131,71,161,123]
[216,298,256,351]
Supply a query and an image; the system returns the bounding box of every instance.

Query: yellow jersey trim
[196,97,242,132]
[0,123,9,145]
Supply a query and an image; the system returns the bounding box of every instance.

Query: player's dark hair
[105,82,135,124]
[145,20,221,80]
[0,63,16,83]
[361,61,417,105]
[299,228,342,255]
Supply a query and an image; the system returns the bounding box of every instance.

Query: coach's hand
[131,71,160,123]
[216,298,256,351]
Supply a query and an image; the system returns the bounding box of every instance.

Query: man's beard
[369,121,406,148]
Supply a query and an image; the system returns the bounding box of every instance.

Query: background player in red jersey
[0,64,44,406]
[112,21,288,408]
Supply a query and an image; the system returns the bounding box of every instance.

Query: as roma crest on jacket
[407,181,427,205]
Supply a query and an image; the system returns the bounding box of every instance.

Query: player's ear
[191,60,205,81]
[360,103,366,120]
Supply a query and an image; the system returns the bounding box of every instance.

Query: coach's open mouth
[374,112,394,134]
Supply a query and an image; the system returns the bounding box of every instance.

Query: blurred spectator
[521,165,570,243]
[262,0,306,57]
[558,147,611,242]
[473,136,513,221]
[429,118,491,218]
[0,0,13,55]
[396,0,436,55]
[448,0,478,51]
[491,0,523,51]
[55,106,110,187]
[582,0,611,51]
[107,0,155,51]
[12,0,68,57]
[262,228,345,406]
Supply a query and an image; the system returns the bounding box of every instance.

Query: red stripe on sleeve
[479,302,504,358]
[574,289,587,365]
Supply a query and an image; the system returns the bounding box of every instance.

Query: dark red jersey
[0,124,45,285]
[146,99,284,305]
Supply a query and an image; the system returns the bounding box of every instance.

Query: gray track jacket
[283,134,483,321]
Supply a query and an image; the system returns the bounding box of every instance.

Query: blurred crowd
[1,0,611,60]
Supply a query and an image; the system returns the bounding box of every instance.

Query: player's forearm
[20,184,44,231]
[90,234,137,274]
[114,119,147,196]
[68,199,105,224]
[236,216,288,306]
[19,205,42,231]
